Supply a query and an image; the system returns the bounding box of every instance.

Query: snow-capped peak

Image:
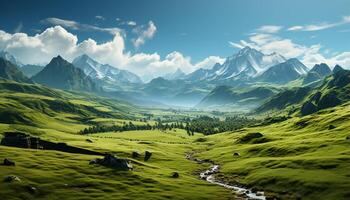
[72,54,142,84]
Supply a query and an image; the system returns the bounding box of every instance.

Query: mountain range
[32,56,100,92]
[0,57,32,83]
[0,48,348,109]
[185,46,287,83]
[72,54,142,91]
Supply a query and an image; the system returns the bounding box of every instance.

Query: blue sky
[0,0,350,80]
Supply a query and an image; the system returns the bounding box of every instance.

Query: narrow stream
[186,153,266,200]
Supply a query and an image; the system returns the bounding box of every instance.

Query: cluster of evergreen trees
[79,121,189,135]
[79,115,259,135]
[186,115,259,135]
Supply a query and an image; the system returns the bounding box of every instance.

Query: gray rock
[171,172,179,178]
[3,158,15,166]
[26,185,37,194]
[3,175,21,183]
[90,154,132,170]
[144,151,152,161]
[132,151,140,158]
[328,124,336,130]
[233,152,240,157]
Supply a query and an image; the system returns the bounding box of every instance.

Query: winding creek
[186,153,266,200]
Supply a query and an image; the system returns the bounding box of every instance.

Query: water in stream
[186,153,266,200]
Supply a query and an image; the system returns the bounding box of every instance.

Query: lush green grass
[1,79,350,199]
[0,128,233,200]
[196,103,350,200]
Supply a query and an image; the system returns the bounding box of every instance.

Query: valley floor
[0,87,350,199]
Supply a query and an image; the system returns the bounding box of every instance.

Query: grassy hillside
[0,79,137,129]
[1,78,350,200]
[197,85,280,111]
[256,70,350,116]
[196,102,350,199]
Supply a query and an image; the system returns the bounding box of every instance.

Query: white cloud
[230,33,306,58]
[287,26,303,31]
[257,25,282,33]
[0,26,223,82]
[287,15,350,31]
[132,21,157,48]
[229,32,350,69]
[194,56,225,69]
[42,17,121,35]
[95,15,105,20]
[127,21,137,26]
[44,18,79,30]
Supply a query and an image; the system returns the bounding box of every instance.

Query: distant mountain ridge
[0,51,23,67]
[33,55,100,92]
[0,58,32,83]
[72,54,142,85]
[256,67,350,115]
[163,68,186,80]
[256,58,308,84]
[185,46,286,83]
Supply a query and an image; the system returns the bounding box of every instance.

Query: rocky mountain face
[185,46,286,83]
[33,56,99,92]
[72,54,142,85]
[255,58,308,84]
[0,58,32,83]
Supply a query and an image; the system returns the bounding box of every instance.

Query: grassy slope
[197,103,350,200]
[0,128,232,200]
[1,79,350,199]
[0,80,233,200]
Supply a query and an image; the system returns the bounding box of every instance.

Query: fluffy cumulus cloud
[132,21,157,48]
[0,26,223,82]
[229,32,350,69]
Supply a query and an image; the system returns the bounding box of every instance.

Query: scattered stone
[25,185,37,194]
[90,154,132,170]
[171,172,179,178]
[89,158,101,165]
[144,151,152,161]
[132,151,140,158]
[3,175,21,183]
[328,124,336,130]
[233,152,240,157]
[86,139,93,143]
[3,158,15,166]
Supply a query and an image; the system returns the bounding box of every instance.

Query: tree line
[79,121,190,135]
[79,115,259,135]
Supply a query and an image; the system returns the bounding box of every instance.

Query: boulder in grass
[144,151,152,161]
[233,152,240,157]
[171,172,179,178]
[86,139,93,143]
[328,124,336,130]
[90,154,132,170]
[3,158,15,166]
[25,185,37,194]
[3,175,21,183]
[132,151,141,158]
